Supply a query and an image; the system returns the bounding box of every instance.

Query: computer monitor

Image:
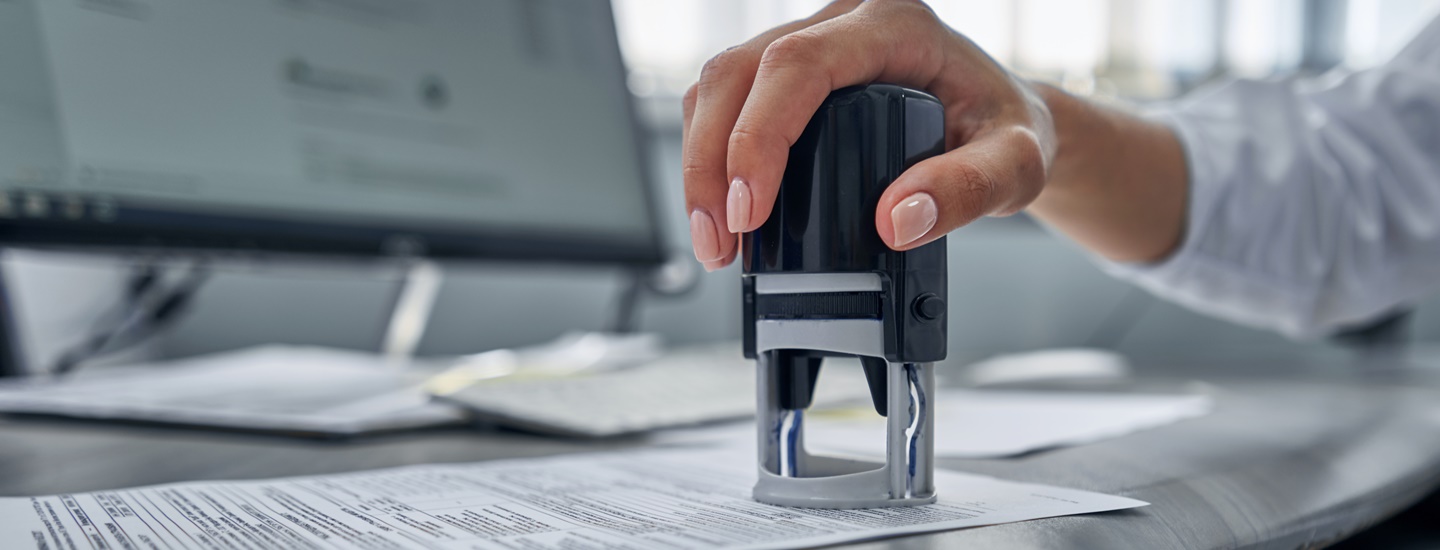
[0,0,664,265]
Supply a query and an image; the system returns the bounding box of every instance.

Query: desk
[3,368,1440,548]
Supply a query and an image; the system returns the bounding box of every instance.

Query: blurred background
[15,0,1440,373]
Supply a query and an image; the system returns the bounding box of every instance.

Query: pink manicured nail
[890,193,938,247]
[726,177,752,233]
[690,209,724,262]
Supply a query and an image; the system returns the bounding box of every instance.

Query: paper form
[0,446,1146,549]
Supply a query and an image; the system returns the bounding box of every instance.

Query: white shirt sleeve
[1100,16,1440,339]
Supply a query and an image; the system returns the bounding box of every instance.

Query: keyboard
[433,346,868,438]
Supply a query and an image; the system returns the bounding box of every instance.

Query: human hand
[682,0,1056,270]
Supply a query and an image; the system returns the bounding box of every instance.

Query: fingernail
[702,259,726,272]
[726,177,752,233]
[890,192,938,247]
[690,209,724,262]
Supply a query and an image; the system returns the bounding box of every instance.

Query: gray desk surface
[3,359,1440,549]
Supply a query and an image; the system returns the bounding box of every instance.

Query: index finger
[683,0,864,267]
[724,2,947,234]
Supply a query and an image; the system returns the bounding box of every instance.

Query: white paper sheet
[0,446,1146,549]
[0,346,467,435]
[657,390,1212,459]
[807,390,1213,458]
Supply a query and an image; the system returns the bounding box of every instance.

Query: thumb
[875,128,1047,250]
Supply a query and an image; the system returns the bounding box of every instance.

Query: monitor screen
[0,0,663,264]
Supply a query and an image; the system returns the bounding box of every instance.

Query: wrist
[1029,83,1113,200]
[1023,83,1188,263]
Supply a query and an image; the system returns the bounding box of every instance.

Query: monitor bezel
[0,0,668,267]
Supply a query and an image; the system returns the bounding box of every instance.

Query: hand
[682,0,1056,270]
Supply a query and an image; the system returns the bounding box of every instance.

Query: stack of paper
[0,346,466,436]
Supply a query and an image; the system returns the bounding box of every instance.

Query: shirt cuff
[1087,107,1328,338]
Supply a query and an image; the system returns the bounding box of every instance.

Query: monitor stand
[379,259,444,365]
[376,259,669,366]
[0,260,26,376]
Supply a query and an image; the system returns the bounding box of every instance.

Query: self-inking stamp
[742,84,947,509]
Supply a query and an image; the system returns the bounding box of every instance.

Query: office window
[614,0,1440,109]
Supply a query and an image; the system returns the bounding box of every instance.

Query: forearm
[1025,84,1188,263]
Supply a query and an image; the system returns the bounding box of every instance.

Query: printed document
[0,446,1146,549]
